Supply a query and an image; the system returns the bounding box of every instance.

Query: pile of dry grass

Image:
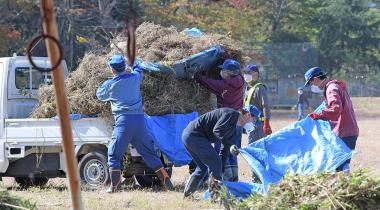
[31,22,247,121]
[113,22,246,63]
[30,54,112,119]
[213,170,380,210]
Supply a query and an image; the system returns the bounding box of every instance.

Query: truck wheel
[78,152,109,189]
[135,166,172,188]
[15,177,49,189]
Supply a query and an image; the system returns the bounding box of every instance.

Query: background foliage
[0,0,379,83]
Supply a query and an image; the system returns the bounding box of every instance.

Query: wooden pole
[38,0,83,209]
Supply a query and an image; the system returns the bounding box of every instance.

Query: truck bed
[4,117,111,146]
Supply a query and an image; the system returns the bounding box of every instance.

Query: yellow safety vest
[244,83,265,122]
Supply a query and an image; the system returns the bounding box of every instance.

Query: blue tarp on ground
[145,112,198,166]
[239,116,353,194]
[203,181,263,200]
[207,103,354,198]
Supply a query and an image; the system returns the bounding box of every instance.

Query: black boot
[222,165,239,181]
[184,174,203,197]
[106,169,122,193]
[155,167,174,191]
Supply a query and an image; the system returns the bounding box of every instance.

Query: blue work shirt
[96,66,144,116]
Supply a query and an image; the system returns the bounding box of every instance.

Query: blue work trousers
[298,104,305,120]
[336,135,358,172]
[182,131,222,180]
[108,114,163,170]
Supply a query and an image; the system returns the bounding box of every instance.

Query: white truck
[0,55,171,189]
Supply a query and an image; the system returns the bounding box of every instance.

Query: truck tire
[78,152,109,189]
[15,177,49,189]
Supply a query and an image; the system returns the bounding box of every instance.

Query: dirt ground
[1,97,379,210]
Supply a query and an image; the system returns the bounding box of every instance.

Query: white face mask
[298,90,303,94]
[244,74,252,83]
[311,85,323,93]
[243,122,255,133]
[220,71,224,78]
[220,71,229,79]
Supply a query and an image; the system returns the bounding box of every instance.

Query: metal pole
[38,0,83,209]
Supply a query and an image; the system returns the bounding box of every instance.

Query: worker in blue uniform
[182,106,259,197]
[96,55,173,193]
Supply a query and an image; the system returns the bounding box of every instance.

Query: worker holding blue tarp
[304,67,359,172]
[182,106,259,197]
[192,59,245,181]
[203,114,354,199]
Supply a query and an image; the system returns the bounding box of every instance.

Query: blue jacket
[96,66,144,116]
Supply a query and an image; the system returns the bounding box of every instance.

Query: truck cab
[0,55,112,188]
[3,56,57,119]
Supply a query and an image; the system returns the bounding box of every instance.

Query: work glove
[263,119,272,135]
[132,62,143,72]
[309,112,322,120]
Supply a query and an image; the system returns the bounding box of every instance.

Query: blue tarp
[203,181,263,200]
[182,28,203,37]
[206,103,354,198]
[239,116,353,194]
[51,114,94,120]
[145,112,198,166]
[172,45,223,78]
[139,60,175,74]
[140,45,223,78]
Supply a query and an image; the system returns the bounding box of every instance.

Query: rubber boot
[106,169,122,193]
[183,174,203,197]
[155,167,174,191]
[222,165,239,181]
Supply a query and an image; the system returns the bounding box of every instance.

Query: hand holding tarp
[263,119,272,135]
[230,145,239,156]
[309,112,322,120]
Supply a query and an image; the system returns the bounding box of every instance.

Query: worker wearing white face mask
[242,64,272,144]
[304,67,359,172]
[193,59,244,182]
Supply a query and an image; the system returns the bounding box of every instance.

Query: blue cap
[243,64,259,73]
[218,59,240,74]
[243,105,261,119]
[108,55,126,72]
[304,67,322,87]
